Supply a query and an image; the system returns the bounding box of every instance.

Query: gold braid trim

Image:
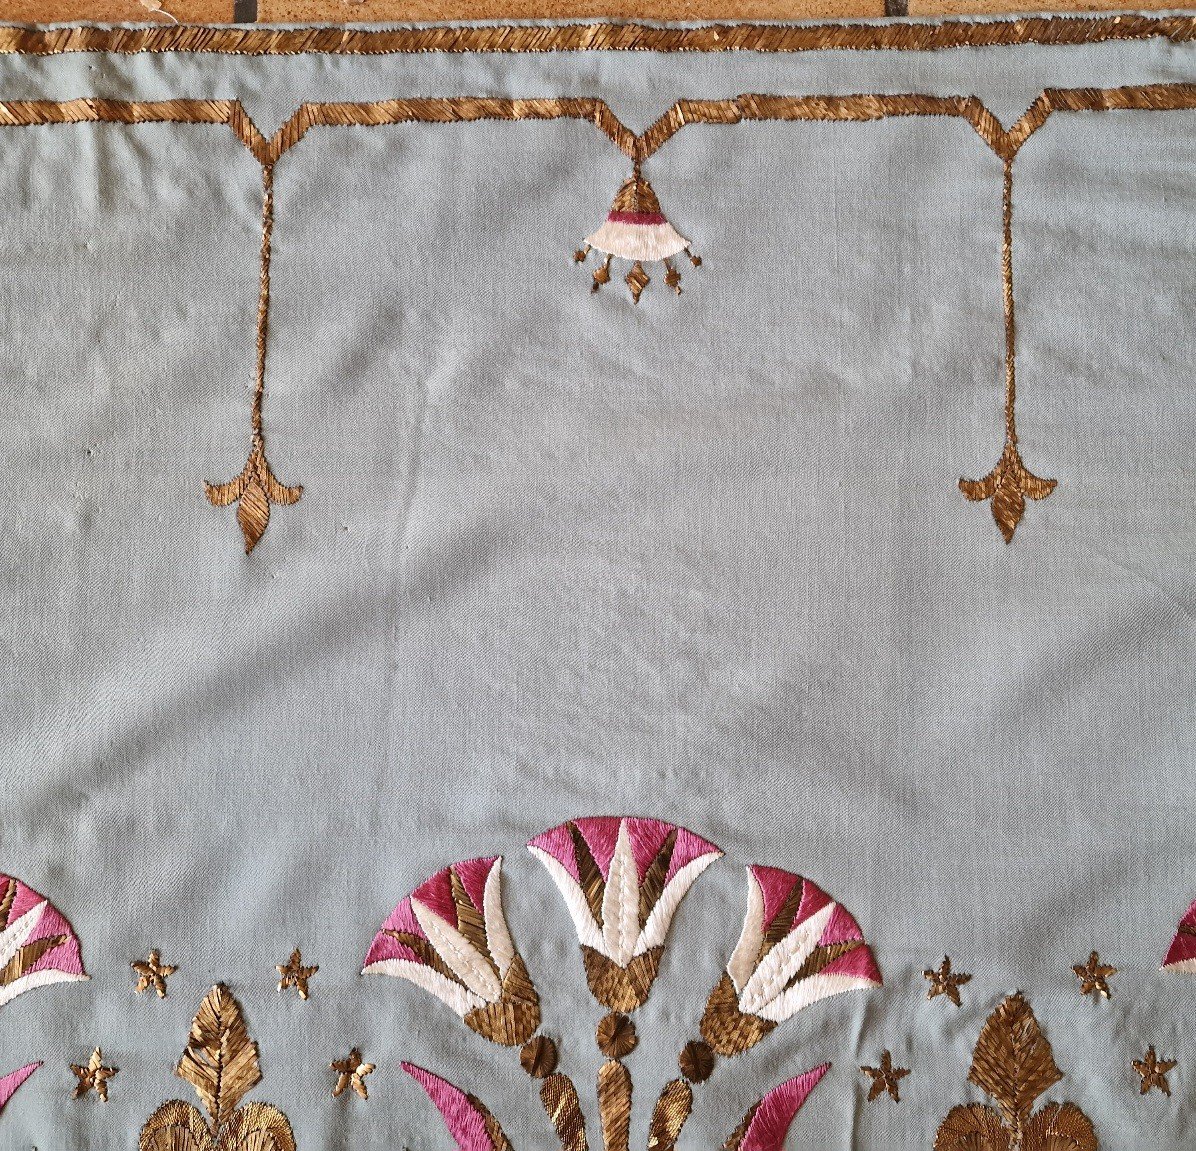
[2,16,1196,57]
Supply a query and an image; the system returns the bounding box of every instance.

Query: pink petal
[818,902,865,947]
[0,1063,40,1115]
[572,818,622,879]
[24,904,84,977]
[626,818,672,879]
[665,826,722,883]
[823,943,882,984]
[793,879,832,933]
[453,857,498,917]
[736,1064,830,1151]
[412,867,458,928]
[527,824,581,881]
[1163,899,1196,968]
[749,866,803,933]
[402,1063,500,1151]
[382,899,425,938]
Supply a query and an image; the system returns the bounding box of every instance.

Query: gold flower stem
[597,1059,631,1151]
[1001,158,1017,450]
[254,162,273,451]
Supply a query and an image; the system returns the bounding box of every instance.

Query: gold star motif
[1073,951,1117,999]
[131,950,177,998]
[1134,1046,1177,1096]
[277,949,318,1000]
[71,1048,117,1102]
[924,956,972,1007]
[861,1051,909,1103]
[331,1049,375,1100]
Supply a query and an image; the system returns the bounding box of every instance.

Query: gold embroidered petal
[464,953,541,1045]
[968,994,1062,1128]
[540,1073,588,1151]
[699,972,777,1057]
[223,1101,297,1151]
[1022,1102,1098,1151]
[647,1078,693,1151]
[637,828,677,929]
[206,445,303,554]
[0,933,67,986]
[934,1104,1011,1151]
[139,1100,213,1151]
[450,870,493,967]
[582,946,662,1012]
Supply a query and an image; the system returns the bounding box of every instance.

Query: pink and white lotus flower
[528,817,722,1011]
[363,856,540,1046]
[701,865,881,1055]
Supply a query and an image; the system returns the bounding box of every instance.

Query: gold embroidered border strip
[1,14,1196,56]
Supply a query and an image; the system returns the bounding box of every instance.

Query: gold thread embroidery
[139,985,296,1151]
[204,163,302,553]
[1133,1046,1176,1096]
[596,1012,638,1060]
[935,993,1097,1151]
[70,1048,117,1103]
[539,1072,589,1151]
[5,84,1196,545]
[3,17,1196,58]
[861,1051,909,1103]
[520,1035,559,1078]
[132,949,177,998]
[924,956,972,1007]
[276,949,317,999]
[331,1049,375,1100]
[647,1078,693,1150]
[677,1039,715,1084]
[1072,952,1116,999]
[597,1056,632,1151]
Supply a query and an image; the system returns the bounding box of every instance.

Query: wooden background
[6,0,1187,27]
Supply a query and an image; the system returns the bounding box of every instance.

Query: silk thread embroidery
[1133,1047,1176,1097]
[861,1052,909,1103]
[139,984,296,1151]
[331,1049,375,1100]
[1161,899,1196,973]
[276,949,317,999]
[2,85,1196,546]
[372,824,878,1151]
[935,993,1097,1151]
[924,957,972,1007]
[0,1063,40,1119]
[1072,952,1116,999]
[132,950,177,998]
[0,875,87,1011]
[71,1048,117,1102]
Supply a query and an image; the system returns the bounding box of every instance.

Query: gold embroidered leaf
[1022,1102,1098,1151]
[466,1093,514,1151]
[568,822,606,926]
[647,1078,693,1151]
[0,878,16,930]
[236,482,271,554]
[450,868,493,965]
[699,971,777,1057]
[176,985,262,1129]
[934,1103,1010,1151]
[968,994,1062,1126]
[637,828,677,929]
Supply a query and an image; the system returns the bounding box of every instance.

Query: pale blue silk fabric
[1,16,1195,1150]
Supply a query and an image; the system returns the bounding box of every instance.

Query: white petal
[0,968,88,1012]
[482,860,515,977]
[1165,957,1196,974]
[634,851,722,957]
[753,971,877,1023]
[360,958,484,1017]
[413,901,503,1003]
[585,220,689,262]
[528,846,604,953]
[0,902,44,972]
[739,902,835,1016]
[725,870,766,994]
[602,822,640,967]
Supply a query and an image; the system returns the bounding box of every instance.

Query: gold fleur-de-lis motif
[138,984,295,1151]
[935,993,1096,1151]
